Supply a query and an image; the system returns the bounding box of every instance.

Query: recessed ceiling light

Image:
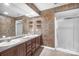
[25,14,31,16]
[3,12,8,15]
[4,3,10,6]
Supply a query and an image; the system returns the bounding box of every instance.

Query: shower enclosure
[55,9,79,52]
[57,18,79,52]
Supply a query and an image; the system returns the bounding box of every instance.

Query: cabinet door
[31,38,36,49]
[1,48,16,56]
[40,35,43,45]
[26,51,32,56]
[36,37,40,49]
[31,38,36,54]
[26,40,32,56]
[16,43,26,56]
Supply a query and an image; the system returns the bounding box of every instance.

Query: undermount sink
[23,35,38,38]
[0,34,39,47]
[0,38,25,47]
[10,39,21,43]
[0,39,22,47]
[0,41,15,47]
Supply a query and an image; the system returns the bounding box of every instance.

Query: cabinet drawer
[27,45,31,53]
[32,43,36,48]
[31,39,36,43]
[16,43,26,56]
[36,44,40,49]
[27,40,31,46]
[36,40,40,45]
[1,48,16,56]
[32,48,36,53]
[26,51,32,56]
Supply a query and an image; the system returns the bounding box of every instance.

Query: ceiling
[0,3,39,17]
[55,8,79,20]
[0,3,66,17]
[34,3,66,11]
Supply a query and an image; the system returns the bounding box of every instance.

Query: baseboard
[41,45,55,50]
[56,48,79,55]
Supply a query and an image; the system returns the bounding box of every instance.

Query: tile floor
[33,47,78,56]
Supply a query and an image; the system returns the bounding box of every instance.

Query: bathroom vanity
[0,35,42,56]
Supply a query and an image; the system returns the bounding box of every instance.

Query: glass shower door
[73,19,79,52]
[57,19,74,51]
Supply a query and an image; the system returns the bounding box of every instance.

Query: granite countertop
[0,34,40,52]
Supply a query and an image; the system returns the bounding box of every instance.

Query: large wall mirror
[15,20,23,36]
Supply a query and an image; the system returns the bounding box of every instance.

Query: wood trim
[26,3,41,15]
[53,3,79,12]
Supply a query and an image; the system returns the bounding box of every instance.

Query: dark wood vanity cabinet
[0,48,16,56]
[31,38,36,55]
[16,43,26,56]
[26,40,32,56]
[0,43,26,56]
[36,36,40,49]
[26,36,42,56]
[0,35,42,56]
